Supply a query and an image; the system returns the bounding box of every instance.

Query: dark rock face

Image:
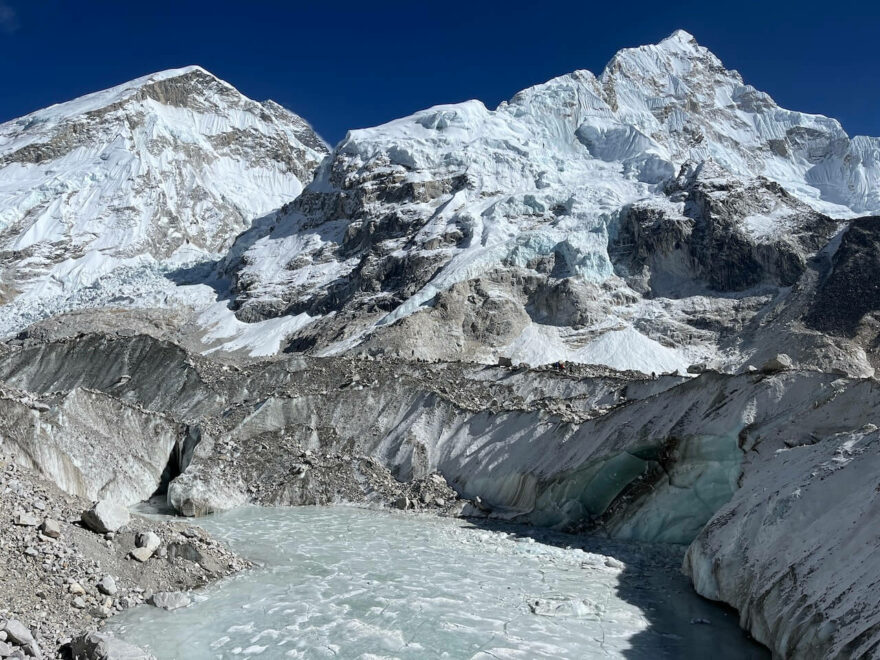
[526,278,605,328]
[231,151,472,326]
[612,163,834,296]
[806,217,880,337]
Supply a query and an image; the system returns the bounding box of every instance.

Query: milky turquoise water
[108,506,767,659]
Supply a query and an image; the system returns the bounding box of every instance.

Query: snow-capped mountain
[0,66,327,329]
[2,31,878,374]
[231,30,879,374]
[3,31,880,660]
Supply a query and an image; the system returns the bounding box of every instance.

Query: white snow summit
[0,65,326,333]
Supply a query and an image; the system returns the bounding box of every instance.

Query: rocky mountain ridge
[228,30,880,375]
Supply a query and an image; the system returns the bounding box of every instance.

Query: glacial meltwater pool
[108,506,767,659]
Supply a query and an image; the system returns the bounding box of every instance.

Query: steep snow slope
[0,66,327,334]
[233,31,879,374]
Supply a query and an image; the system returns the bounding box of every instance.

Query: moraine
[106,506,767,659]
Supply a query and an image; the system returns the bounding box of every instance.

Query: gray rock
[0,641,11,657]
[165,541,203,563]
[81,499,129,534]
[70,631,156,660]
[129,547,154,563]
[2,620,40,659]
[761,353,793,373]
[147,591,191,611]
[97,575,117,596]
[40,518,61,538]
[72,596,87,609]
[12,511,38,527]
[687,363,708,374]
[459,500,490,518]
[135,531,161,553]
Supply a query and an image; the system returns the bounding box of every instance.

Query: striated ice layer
[108,506,766,659]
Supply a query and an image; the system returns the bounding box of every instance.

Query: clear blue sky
[1,0,878,145]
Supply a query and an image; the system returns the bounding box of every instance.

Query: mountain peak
[131,65,229,90]
[0,65,234,132]
[0,63,329,327]
[149,64,209,78]
[661,29,699,47]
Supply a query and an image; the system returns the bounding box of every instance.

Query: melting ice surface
[108,506,767,659]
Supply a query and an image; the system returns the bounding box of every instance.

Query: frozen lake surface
[109,506,767,659]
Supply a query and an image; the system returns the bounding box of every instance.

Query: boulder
[81,499,129,534]
[13,511,39,527]
[2,620,41,658]
[687,363,708,374]
[97,575,117,596]
[761,353,793,373]
[129,547,154,563]
[135,531,161,554]
[70,631,156,660]
[147,591,191,611]
[40,518,61,539]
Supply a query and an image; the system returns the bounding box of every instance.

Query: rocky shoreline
[0,458,249,659]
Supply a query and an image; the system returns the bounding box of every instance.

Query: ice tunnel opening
[151,425,202,499]
[523,434,744,544]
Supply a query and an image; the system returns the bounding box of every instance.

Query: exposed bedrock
[806,216,880,372]
[612,162,835,298]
